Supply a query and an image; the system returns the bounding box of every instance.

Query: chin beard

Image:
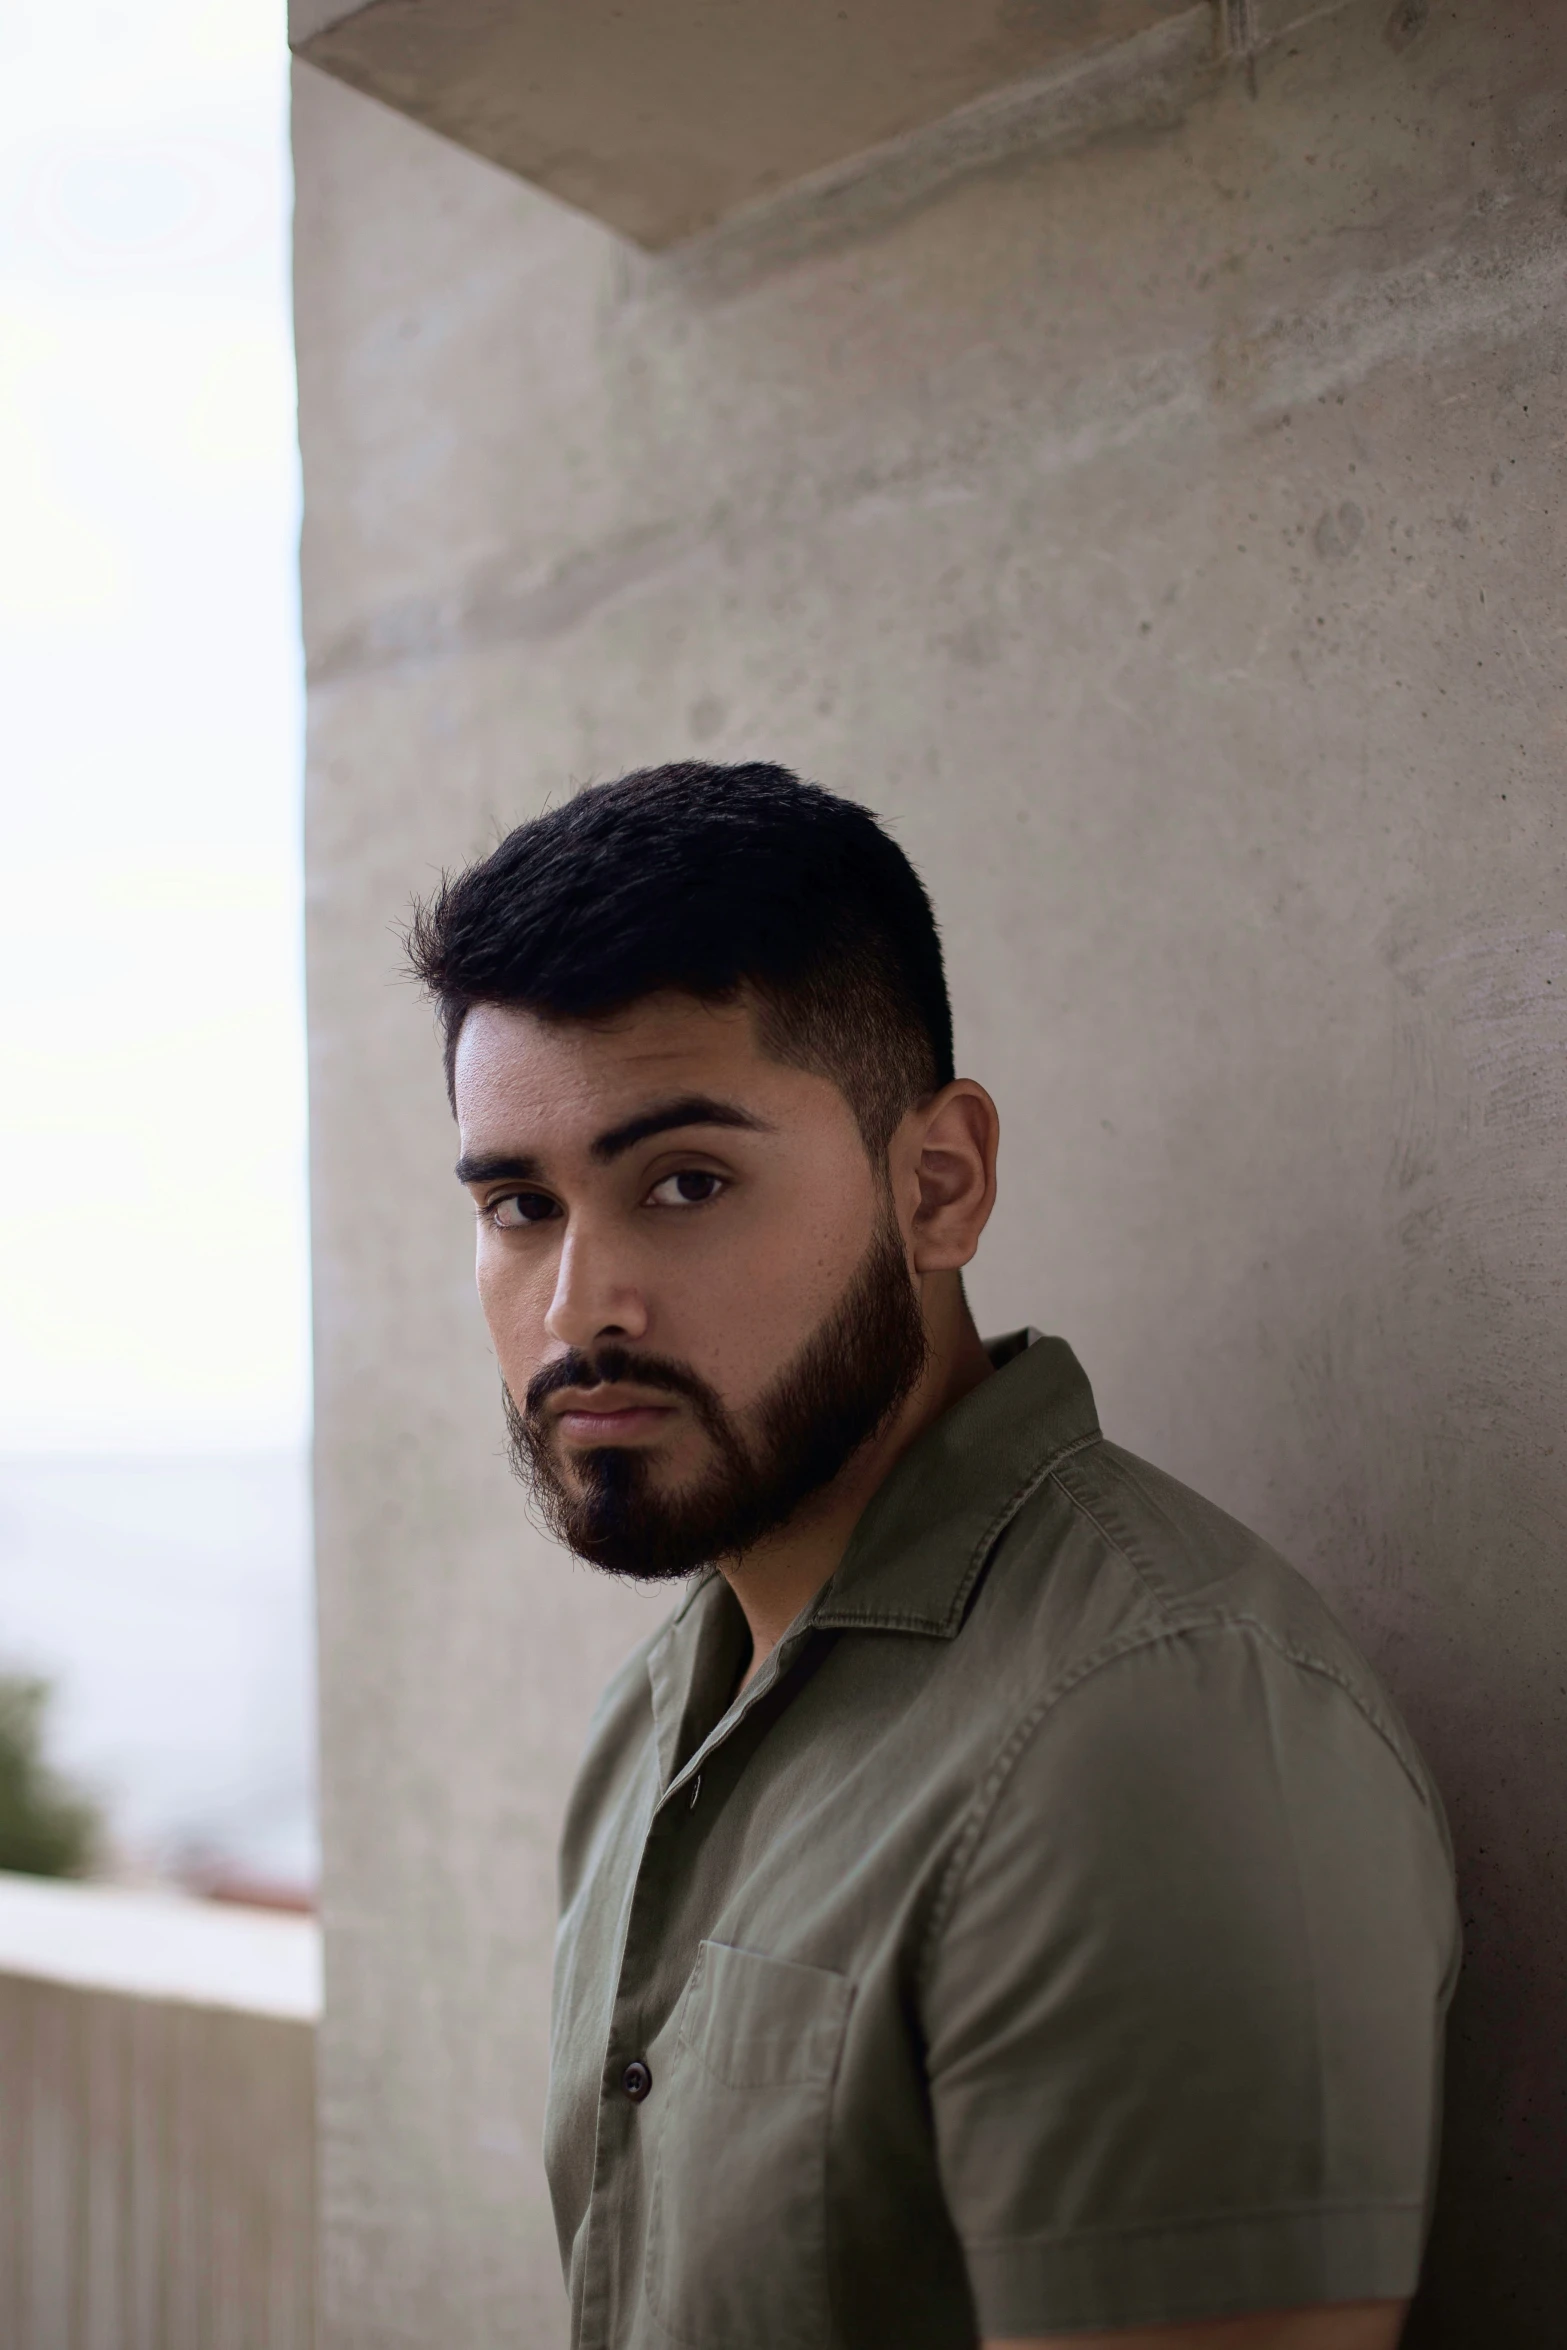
[503,1209,930,1584]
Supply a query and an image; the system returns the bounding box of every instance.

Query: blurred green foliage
[0,1675,98,1878]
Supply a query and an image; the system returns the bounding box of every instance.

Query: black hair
[406,761,953,1155]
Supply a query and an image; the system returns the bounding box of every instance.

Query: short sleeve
[921,1624,1459,2336]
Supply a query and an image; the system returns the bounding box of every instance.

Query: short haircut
[406,762,953,1155]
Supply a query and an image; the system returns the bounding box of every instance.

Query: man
[410,762,1458,2350]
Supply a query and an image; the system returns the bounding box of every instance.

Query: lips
[550,1394,679,1445]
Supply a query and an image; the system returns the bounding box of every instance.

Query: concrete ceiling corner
[289,0,367,47]
[290,0,1212,249]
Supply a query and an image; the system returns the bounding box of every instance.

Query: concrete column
[294,4,1567,2339]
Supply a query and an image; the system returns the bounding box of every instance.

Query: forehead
[453,992,822,1146]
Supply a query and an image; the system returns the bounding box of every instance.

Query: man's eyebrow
[591,1096,770,1162]
[453,1101,768,1187]
[454,1151,544,1186]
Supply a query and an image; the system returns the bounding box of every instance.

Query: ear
[895,1080,999,1275]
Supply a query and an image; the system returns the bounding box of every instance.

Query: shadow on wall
[1405,1679,1567,2344]
[1278,1284,1567,2342]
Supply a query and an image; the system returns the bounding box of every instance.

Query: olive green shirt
[545,1333,1459,2348]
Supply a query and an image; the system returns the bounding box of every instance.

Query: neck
[725,1273,993,1691]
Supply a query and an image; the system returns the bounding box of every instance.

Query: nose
[543,1224,650,1353]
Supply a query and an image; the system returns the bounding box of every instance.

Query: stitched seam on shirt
[917,1619,1208,1982]
[811,1426,1102,1634]
[1201,1615,1432,1806]
[960,2195,1426,2249]
[1046,1460,1181,1623]
[1255,1642,1328,2207]
[943,1426,1104,1630]
[916,1613,1432,1993]
[1047,1466,1430,1805]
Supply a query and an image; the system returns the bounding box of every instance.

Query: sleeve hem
[963,2201,1426,2335]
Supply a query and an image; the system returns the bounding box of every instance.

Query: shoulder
[989,1432,1436,1811]
[923,1494,1460,2332]
[923,1580,1460,2152]
[940,1429,1458,2020]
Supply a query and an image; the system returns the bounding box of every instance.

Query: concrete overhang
[289,0,1208,249]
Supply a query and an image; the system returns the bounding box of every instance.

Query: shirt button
[621,2060,652,2103]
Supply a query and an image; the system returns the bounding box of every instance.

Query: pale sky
[0,0,309,1452]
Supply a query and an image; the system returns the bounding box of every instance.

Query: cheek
[474,1238,554,1366]
[669,1178,876,1400]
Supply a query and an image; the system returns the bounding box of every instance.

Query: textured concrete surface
[294,3,1567,2340]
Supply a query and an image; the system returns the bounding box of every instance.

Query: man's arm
[923,1623,1456,2340]
[988,2298,1407,2350]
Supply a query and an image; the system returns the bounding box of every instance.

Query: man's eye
[489,1192,560,1228]
[647,1170,726,1209]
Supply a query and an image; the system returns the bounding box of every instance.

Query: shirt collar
[808,1330,1100,1638]
[644,1330,1101,1794]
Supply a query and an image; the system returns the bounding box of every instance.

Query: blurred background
[0,0,312,1905]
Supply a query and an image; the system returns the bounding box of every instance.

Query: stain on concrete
[1314,499,1365,558]
[1385,0,1430,55]
[686,692,727,742]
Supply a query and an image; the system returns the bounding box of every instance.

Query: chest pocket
[645,1940,855,2348]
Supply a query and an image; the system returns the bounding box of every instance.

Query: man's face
[453,992,928,1580]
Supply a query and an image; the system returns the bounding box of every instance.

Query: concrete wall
[294,5,1567,2341]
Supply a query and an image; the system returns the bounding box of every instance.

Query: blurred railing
[0,1871,318,2350]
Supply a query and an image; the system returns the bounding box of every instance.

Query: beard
[503,1209,930,1584]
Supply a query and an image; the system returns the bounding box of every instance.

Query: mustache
[524,1345,725,1431]
[503,1206,928,1582]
